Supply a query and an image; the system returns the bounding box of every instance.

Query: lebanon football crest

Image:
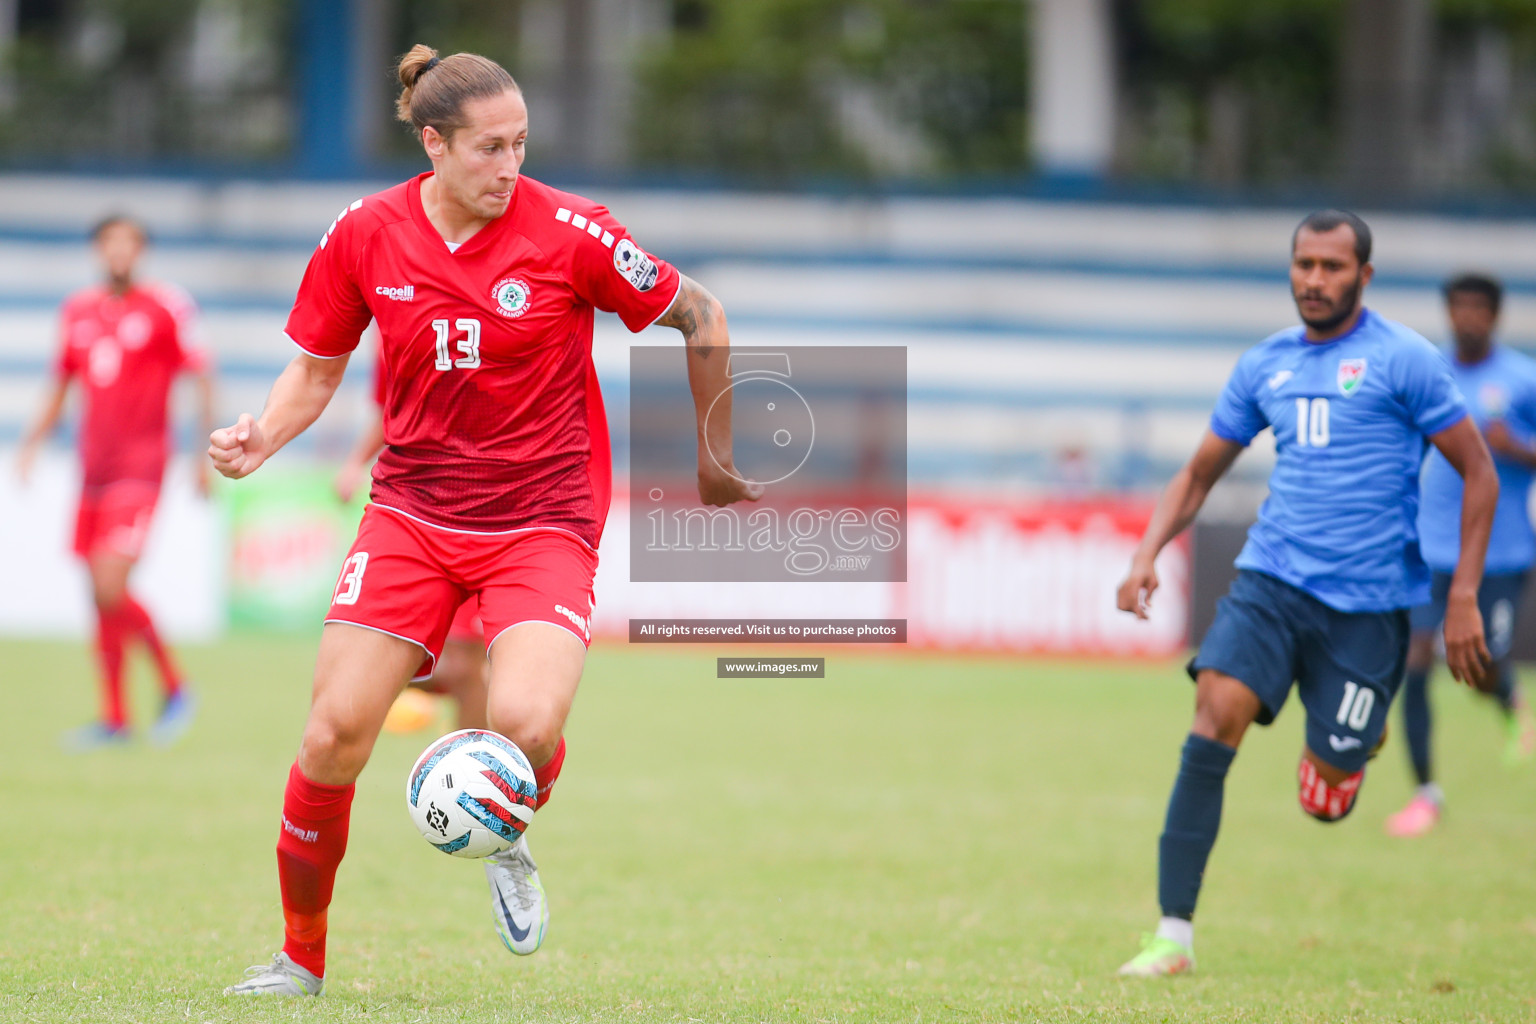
[491,276,532,319]
[1337,358,1366,396]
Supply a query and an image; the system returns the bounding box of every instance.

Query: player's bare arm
[334,410,385,503]
[16,375,70,484]
[209,352,351,480]
[1481,418,1536,469]
[1428,415,1498,686]
[1117,430,1245,619]
[192,368,216,496]
[656,273,764,507]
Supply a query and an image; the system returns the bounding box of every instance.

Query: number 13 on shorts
[334,552,369,605]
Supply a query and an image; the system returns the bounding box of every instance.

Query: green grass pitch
[2,635,1535,1023]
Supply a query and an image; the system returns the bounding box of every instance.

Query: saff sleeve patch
[612,238,659,292]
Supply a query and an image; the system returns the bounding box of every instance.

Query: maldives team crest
[1337,358,1367,396]
[1479,383,1510,417]
[491,276,531,318]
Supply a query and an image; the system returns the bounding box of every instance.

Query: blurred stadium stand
[4,0,1536,648]
[1,177,1534,496]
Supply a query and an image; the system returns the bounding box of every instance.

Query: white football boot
[225,952,323,997]
[485,836,548,955]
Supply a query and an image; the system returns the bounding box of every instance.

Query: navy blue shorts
[1409,570,1528,662]
[1189,570,1409,773]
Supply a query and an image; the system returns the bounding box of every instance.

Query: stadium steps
[1,174,1531,487]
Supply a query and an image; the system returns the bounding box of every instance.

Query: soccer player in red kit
[215,46,759,997]
[18,215,212,750]
[335,352,490,734]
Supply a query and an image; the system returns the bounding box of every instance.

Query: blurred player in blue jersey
[1113,211,1498,977]
[1386,273,1536,838]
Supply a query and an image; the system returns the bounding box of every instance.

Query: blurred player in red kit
[334,351,489,734]
[215,45,759,996]
[18,214,212,751]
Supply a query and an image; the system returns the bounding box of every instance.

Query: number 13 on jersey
[433,318,481,371]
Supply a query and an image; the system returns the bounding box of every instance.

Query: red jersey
[55,282,206,490]
[286,172,680,546]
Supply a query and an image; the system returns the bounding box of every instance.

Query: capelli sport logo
[491,277,532,318]
[554,603,591,640]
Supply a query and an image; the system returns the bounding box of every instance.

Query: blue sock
[1493,661,1516,714]
[1401,668,1432,786]
[1157,733,1236,922]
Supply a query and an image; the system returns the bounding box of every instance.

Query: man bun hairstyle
[1443,271,1503,315]
[395,44,519,144]
[1292,209,1372,266]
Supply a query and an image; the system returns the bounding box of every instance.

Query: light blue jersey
[1210,308,1467,612]
[1417,345,1536,574]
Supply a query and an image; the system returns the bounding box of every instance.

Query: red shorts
[447,599,485,644]
[326,505,597,681]
[411,599,485,695]
[73,481,159,560]
[402,600,485,695]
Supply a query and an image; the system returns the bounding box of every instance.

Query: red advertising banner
[595,492,1189,658]
[900,498,1189,657]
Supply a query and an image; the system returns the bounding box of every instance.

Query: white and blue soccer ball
[406,729,538,859]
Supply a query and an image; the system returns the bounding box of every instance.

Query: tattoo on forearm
[658,277,719,358]
[668,303,700,337]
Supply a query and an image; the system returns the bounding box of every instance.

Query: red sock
[94,605,128,729]
[119,595,181,698]
[533,737,566,810]
[1297,757,1363,822]
[276,763,354,979]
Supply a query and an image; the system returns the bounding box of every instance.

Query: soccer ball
[406,729,538,859]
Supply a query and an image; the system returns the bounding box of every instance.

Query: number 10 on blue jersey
[1295,397,1330,448]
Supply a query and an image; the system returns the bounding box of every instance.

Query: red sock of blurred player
[276,763,354,978]
[94,606,128,729]
[533,737,566,809]
[119,594,182,697]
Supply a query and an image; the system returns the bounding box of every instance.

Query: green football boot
[1117,934,1195,977]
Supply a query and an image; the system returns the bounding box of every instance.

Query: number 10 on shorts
[334,552,369,605]
[1335,680,1374,730]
